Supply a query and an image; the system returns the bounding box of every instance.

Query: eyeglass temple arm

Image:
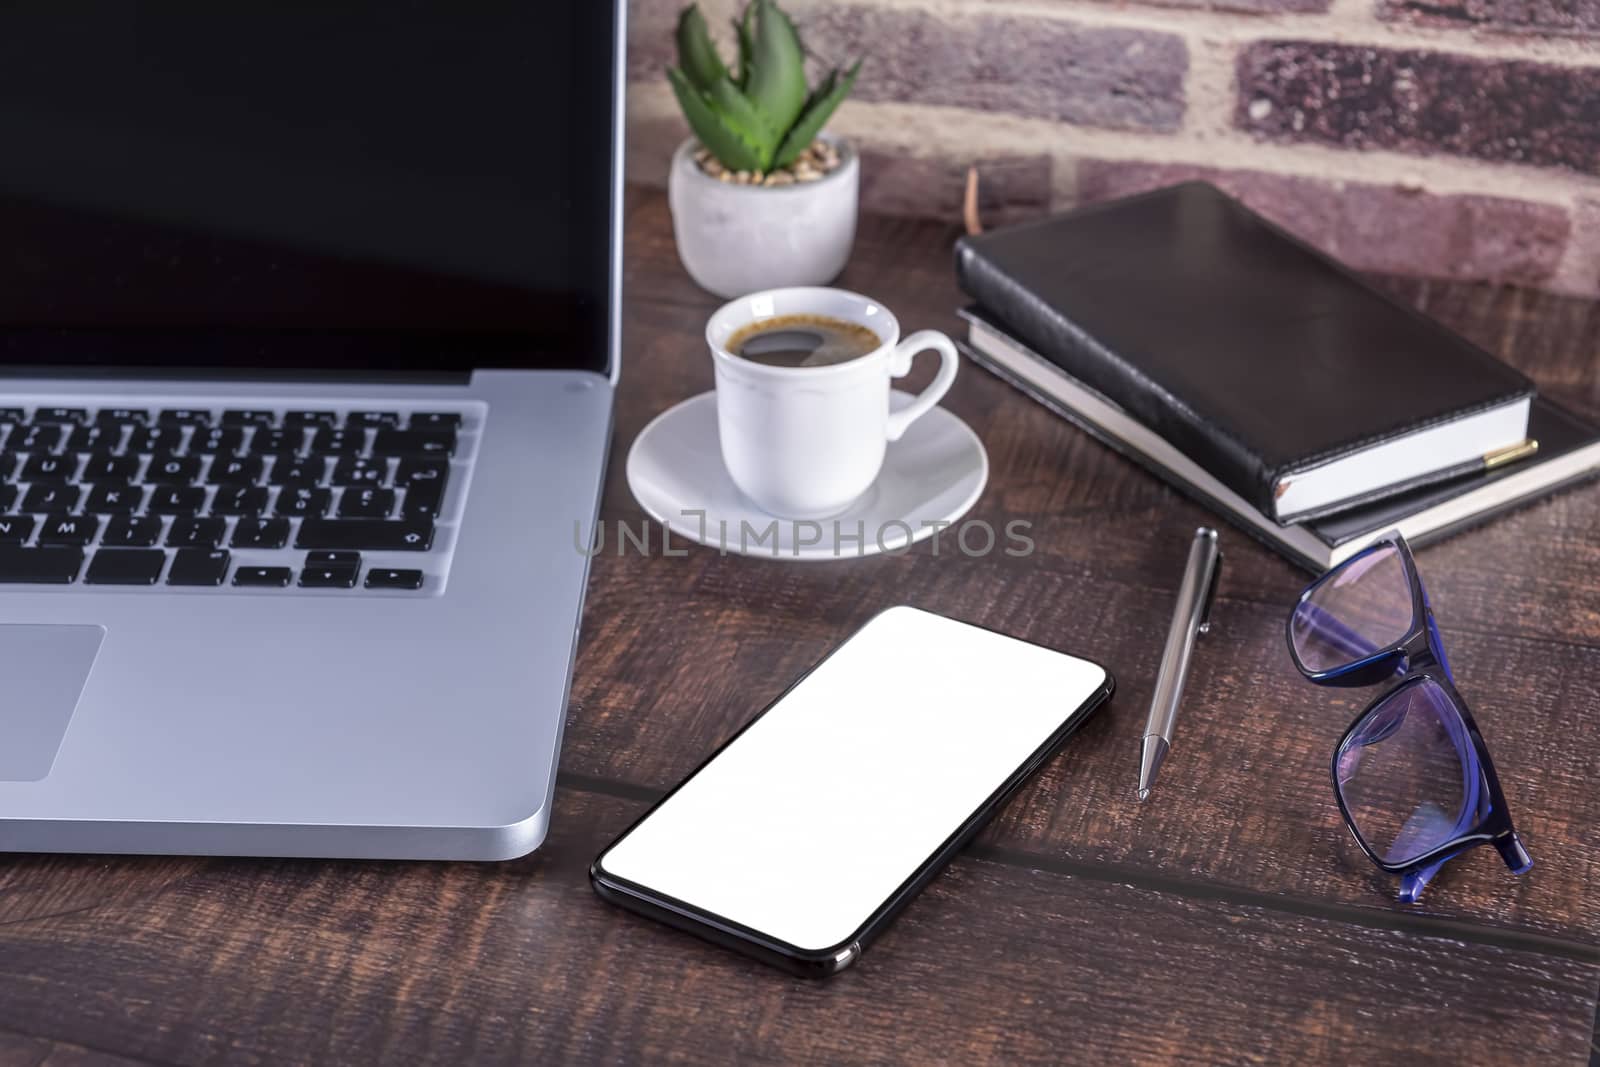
[1497,833,1533,873]
[1399,862,1445,904]
[1418,579,1531,876]
[1297,602,1409,676]
[1401,833,1533,903]
[1420,581,1455,684]
[1301,573,1454,681]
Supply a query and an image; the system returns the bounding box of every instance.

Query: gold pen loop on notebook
[1484,439,1539,469]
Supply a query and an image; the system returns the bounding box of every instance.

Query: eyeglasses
[1286,533,1531,903]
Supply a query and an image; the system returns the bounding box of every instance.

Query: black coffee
[729,314,881,368]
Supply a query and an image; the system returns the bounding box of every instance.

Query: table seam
[556,772,1600,965]
[0,1024,178,1067]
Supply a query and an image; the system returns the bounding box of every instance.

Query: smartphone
[590,606,1115,978]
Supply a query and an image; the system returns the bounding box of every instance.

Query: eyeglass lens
[1336,678,1478,865]
[1291,544,1415,673]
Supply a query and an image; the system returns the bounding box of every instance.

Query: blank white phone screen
[598,606,1109,953]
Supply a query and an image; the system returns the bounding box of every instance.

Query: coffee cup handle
[885,330,960,442]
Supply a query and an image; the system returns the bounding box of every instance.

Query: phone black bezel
[589,607,1117,979]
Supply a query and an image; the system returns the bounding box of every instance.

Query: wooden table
[3,188,1598,1065]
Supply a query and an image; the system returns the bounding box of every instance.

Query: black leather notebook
[955,182,1536,524]
[961,309,1600,572]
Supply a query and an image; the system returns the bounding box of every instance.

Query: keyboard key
[276,486,331,518]
[86,484,145,513]
[0,515,36,543]
[81,453,140,482]
[268,455,325,485]
[394,458,449,486]
[37,513,99,546]
[0,546,84,583]
[252,428,303,455]
[22,483,80,512]
[350,411,401,428]
[296,519,434,552]
[331,456,388,486]
[210,486,269,516]
[402,479,446,519]
[66,424,116,452]
[34,407,87,424]
[0,486,13,512]
[0,408,25,424]
[148,485,206,514]
[0,452,17,480]
[96,408,149,426]
[14,424,63,452]
[168,548,230,587]
[231,517,290,549]
[167,516,226,548]
[299,564,358,589]
[191,426,244,454]
[102,514,163,547]
[20,454,76,482]
[145,454,202,484]
[206,454,264,485]
[233,565,292,588]
[129,425,187,454]
[365,568,424,590]
[307,550,361,567]
[339,487,394,518]
[372,428,455,457]
[85,549,165,586]
[221,410,275,427]
[408,412,461,429]
[158,408,212,425]
[310,428,364,454]
[285,411,337,427]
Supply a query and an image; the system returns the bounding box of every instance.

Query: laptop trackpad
[0,624,104,782]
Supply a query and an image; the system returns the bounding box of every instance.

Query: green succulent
[668,0,861,175]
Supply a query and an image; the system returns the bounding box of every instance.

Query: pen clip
[1198,552,1222,636]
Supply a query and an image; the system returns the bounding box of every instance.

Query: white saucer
[626,391,989,561]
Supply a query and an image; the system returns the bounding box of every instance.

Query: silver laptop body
[0,1,625,859]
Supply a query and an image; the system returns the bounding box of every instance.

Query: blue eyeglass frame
[1286,533,1532,903]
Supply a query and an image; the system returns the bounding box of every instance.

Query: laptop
[0,1,624,859]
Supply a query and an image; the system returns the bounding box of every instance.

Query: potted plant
[666,0,862,299]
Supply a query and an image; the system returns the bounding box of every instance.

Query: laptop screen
[0,1,618,377]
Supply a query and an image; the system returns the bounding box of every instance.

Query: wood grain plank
[571,544,1600,943]
[0,1033,161,1067]
[0,788,1592,1066]
[0,855,205,927]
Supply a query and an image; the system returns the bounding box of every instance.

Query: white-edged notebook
[962,310,1600,572]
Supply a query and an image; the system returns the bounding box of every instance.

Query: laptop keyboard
[0,403,480,594]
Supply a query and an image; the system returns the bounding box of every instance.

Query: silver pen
[1138,527,1223,801]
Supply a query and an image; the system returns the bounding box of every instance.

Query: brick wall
[625,0,1600,296]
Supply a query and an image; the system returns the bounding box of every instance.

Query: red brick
[1077,161,1572,286]
[858,150,1052,228]
[1377,0,1600,38]
[796,6,1187,133]
[1236,42,1600,174]
[1560,199,1600,296]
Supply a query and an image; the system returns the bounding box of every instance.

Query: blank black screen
[0,1,618,375]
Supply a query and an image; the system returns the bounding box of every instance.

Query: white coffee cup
[706,287,960,519]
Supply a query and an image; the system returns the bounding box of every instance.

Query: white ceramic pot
[668,134,859,300]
